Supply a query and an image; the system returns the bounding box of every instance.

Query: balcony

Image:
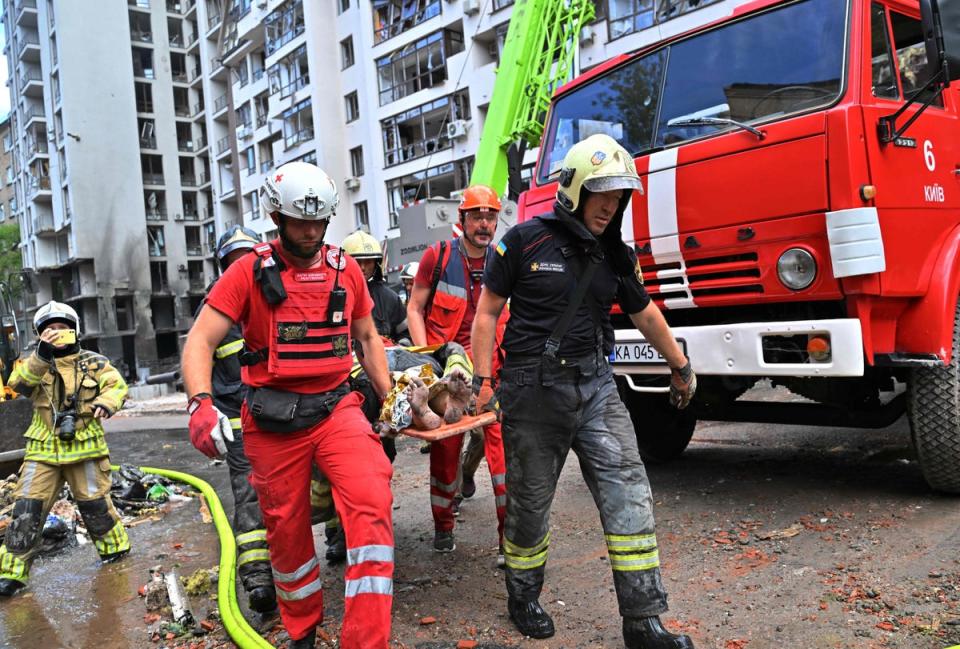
[25,139,48,160]
[192,101,205,117]
[182,209,200,221]
[274,75,309,100]
[207,12,221,32]
[131,29,153,44]
[23,105,45,125]
[35,213,54,235]
[140,135,157,149]
[284,127,313,150]
[21,69,43,96]
[213,94,228,113]
[142,172,165,185]
[145,209,168,221]
[177,140,194,152]
[28,175,51,199]
[169,34,185,49]
[180,174,198,187]
[137,100,154,113]
[166,0,187,14]
[215,136,229,155]
[193,135,207,152]
[172,70,189,84]
[197,172,210,187]
[16,0,38,28]
[128,0,150,9]
[17,36,40,62]
[188,276,205,290]
[260,159,273,173]
[186,244,203,256]
[255,112,268,128]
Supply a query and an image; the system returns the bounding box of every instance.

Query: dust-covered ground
[1,401,958,649]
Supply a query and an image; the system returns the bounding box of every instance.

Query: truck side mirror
[920,0,960,84]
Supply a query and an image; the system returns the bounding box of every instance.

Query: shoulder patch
[326,247,347,270]
[634,259,644,285]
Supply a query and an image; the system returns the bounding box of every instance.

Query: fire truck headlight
[777,248,816,290]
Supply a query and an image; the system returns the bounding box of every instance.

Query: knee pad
[6,499,44,553]
[76,498,116,537]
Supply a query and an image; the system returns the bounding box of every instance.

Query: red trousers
[243,392,393,647]
[430,420,507,540]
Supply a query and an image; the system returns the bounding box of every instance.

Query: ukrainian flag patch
[496,241,507,256]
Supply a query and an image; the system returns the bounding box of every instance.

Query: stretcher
[399,411,497,441]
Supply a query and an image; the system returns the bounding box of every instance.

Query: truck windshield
[538,0,847,181]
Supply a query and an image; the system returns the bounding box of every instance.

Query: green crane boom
[469,0,595,192]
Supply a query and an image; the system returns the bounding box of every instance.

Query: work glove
[669,361,697,410]
[471,375,500,421]
[187,393,234,458]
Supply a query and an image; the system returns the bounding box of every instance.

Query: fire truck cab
[519,0,960,491]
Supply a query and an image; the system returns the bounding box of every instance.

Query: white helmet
[34,300,80,336]
[400,261,419,281]
[259,161,339,222]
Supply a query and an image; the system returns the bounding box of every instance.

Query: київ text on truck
[518,0,960,492]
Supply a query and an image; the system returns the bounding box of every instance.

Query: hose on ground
[116,464,274,649]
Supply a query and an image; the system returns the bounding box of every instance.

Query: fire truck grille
[641,252,762,302]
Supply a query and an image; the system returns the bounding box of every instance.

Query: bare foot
[442,372,471,424]
[407,376,441,430]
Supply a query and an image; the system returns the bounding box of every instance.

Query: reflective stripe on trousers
[499,366,669,618]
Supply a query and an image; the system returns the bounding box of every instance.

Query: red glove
[187,393,234,458]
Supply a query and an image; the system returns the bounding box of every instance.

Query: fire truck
[518,0,960,492]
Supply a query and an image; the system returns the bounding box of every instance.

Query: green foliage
[0,223,23,297]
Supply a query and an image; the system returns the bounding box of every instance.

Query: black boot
[0,578,25,597]
[100,548,130,564]
[325,525,346,563]
[248,584,277,613]
[623,616,694,649]
[287,628,315,648]
[508,598,555,639]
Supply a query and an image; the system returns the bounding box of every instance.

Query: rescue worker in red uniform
[407,184,508,557]
[182,162,394,649]
[472,134,696,648]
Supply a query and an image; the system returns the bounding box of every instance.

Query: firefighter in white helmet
[342,229,409,345]
[472,134,696,648]
[400,261,419,304]
[182,161,394,649]
[0,301,129,597]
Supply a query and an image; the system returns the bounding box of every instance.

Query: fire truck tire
[616,377,696,463]
[907,299,960,494]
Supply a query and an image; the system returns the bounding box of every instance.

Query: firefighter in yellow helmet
[0,301,129,597]
[471,134,696,648]
[342,229,409,345]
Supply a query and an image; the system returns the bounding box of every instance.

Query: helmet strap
[277,215,325,260]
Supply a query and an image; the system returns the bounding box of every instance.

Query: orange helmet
[458,184,501,216]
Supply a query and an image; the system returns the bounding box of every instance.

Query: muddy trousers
[498,359,669,618]
[242,392,394,648]
[429,420,507,540]
[223,433,272,593]
[460,428,486,482]
[0,458,130,584]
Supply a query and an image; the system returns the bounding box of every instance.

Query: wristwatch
[187,392,212,414]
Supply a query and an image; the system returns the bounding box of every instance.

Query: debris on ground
[181,566,218,597]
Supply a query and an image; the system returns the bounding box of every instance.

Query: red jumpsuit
[415,240,508,539]
[207,241,393,647]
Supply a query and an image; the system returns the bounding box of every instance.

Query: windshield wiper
[665,116,766,140]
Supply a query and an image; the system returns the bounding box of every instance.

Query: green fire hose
[120,465,273,649]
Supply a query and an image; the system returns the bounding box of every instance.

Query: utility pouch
[253,243,287,305]
[247,383,350,433]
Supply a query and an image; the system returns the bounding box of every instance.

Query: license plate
[612,339,687,364]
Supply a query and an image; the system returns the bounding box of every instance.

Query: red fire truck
[519,0,960,491]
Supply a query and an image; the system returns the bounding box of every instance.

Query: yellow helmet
[555,134,643,213]
[342,229,382,260]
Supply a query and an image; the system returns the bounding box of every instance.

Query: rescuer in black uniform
[471,133,697,648]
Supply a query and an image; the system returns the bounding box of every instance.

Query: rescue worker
[471,134,697,648]
[399,261,419,304]
[182,162,394,649]
[407,184,508,556]
[199,225,277,614]
[0,301,129,597]
[342,229,409,345]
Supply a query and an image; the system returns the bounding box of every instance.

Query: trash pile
[0,464,197,561]
[140,564,224,645]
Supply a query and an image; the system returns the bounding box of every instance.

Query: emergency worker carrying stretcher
[182,162,395,649]
[472,134,697,648]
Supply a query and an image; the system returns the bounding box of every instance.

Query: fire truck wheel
[907,299,960,494]
[616,377,697,463]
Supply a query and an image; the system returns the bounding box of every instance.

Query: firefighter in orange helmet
[406,184,509,559]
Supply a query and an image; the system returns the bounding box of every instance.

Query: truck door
[862,2,960,214]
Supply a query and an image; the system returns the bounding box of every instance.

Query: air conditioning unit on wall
[344,177,361,191]
[463,0,480,15]
[446,119,471,140]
